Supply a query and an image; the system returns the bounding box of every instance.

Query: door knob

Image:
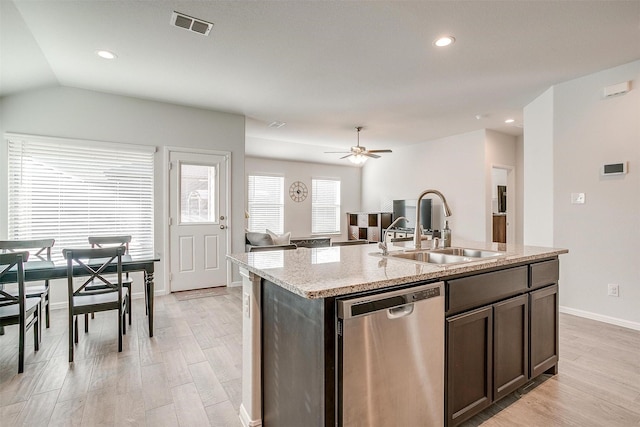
[220,225,226,229]
[220,215,226,221]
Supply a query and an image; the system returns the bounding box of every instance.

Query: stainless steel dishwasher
[337,281,444,426]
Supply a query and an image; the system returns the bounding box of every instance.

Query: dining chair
[63,246,128,363]
[0,239,55,329]
[0,251,41,373]
[87,235,134,325]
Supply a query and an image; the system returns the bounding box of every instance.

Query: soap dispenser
[442,221,451,248]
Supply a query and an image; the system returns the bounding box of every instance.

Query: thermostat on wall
[601,162,627,176]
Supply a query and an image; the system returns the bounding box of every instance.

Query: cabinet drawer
[529,258,559,290]
[447,266,527,315]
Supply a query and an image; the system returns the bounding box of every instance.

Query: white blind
[312,179,340,234]
[247,175,284,234]
[7,135,155,261]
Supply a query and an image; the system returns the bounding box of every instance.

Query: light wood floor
[1,287,639,426]
[0,287,243,426]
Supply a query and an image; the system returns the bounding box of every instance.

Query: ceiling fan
[325,127,392,164]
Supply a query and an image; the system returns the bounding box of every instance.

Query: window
[247,175,284,234]
[6,134,155,260]
[180,163,217,223]
[312,179,340,234]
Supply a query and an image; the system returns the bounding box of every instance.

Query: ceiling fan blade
[324,151,351,154]
[363,152,381,159]
[340,154,354,159]
[367,149,392,153]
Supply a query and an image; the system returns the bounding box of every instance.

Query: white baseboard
[239,404,262,427]
[560,305,640,331]
[229,280,242,288]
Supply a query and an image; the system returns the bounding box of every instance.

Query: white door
[169,150,229,291]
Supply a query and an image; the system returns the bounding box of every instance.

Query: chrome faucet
[413,189,452,250]
[378,216,408,256]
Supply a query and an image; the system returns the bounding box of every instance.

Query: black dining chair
[0,251,41,373]
[87,235,134,325]
[0,239,55,329]
[63,246,128,363]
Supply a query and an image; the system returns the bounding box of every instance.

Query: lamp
[348,154,367,165]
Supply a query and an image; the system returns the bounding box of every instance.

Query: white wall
[523,87,555,246]
[0,86,246,303]
[515,134,525,245]
[552,60,640,326]
[245,156,361,240]
[361,130,487,241]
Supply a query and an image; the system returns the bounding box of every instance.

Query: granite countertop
[227,239,568,299]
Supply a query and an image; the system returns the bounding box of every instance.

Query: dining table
[0,253,161,337]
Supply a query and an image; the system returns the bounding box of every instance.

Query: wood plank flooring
[1,286,639,426]
[0,287,243,426]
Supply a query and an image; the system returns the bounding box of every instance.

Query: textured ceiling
[2,1,639,165]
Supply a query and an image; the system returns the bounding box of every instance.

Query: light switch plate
[571,193,586,204]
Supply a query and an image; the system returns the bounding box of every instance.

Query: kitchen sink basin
[382,247,504,266]
[429,247,503,258]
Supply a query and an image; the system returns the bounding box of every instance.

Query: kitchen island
[228,239,567,427]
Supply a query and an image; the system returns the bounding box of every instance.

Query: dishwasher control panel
[338,281,443,319]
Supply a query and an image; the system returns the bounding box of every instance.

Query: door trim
[164,147,232,293]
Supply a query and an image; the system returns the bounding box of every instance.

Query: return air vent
[170,11,213,36]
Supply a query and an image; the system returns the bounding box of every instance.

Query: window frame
[311,177,341,235]
[5,133,155,261]
[247,174,285,234]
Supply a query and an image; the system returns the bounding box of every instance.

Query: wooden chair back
[0,239,54,262]
[0,252,29,307]
[63,247,124,297]
[88,235,131,254]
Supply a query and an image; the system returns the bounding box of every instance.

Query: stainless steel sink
[383,247,504,266]
[429,247,503,258]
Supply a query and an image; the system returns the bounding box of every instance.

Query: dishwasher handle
[387,303,414,319]
[338,281,443,320]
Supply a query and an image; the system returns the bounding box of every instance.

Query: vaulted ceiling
[2,1,639,164]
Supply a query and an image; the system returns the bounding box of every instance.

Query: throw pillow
[266,229,291,245]
[246,232,274,246]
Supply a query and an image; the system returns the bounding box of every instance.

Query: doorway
[168,150,230,291]
[491,166,515,244]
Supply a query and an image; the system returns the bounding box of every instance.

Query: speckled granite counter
[227,239,568,299]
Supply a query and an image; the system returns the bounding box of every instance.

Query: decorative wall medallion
[289,181,308,202]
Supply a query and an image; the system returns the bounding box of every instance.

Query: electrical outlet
[607,284,619,297]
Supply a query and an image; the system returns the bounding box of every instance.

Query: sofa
[245,232,332,251]
[245,231,296,252]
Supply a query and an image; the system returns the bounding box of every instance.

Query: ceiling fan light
[348,154,367,165]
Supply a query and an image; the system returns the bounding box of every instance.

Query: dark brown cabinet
[493,294,528,401]
[446,306,493,426]
[446,259,559,426]
[530,284,559,377]
[446,294,529,427]
[492,214,506,243]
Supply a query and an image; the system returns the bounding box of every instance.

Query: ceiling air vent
[171,11,213,36]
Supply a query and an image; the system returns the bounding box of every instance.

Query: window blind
[247,175,284,234]
[312,179,340,234]
[7,135,155,261]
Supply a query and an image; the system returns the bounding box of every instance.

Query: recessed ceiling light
[434,36,455,47]
[268,121,286,128]
[505,119,515,124]
[96,50,117,60]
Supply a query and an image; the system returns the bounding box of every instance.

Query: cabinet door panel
[530,284,559,378]
[493,294,528,401]
[447,306,493,427]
